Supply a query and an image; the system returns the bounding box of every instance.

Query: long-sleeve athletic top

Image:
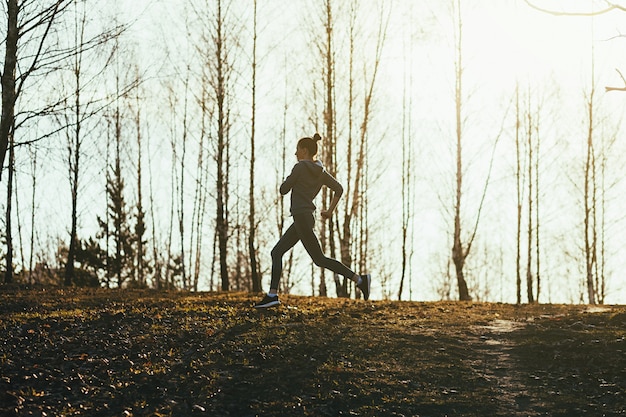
[280,160,343,215]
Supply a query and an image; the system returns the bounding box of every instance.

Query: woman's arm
[320,171,344,220]
[280,163,300,195]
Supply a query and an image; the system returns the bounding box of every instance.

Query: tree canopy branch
[606,68,626,92]
[524,0,626,16]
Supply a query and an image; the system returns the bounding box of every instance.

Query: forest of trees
[1,0,625,304]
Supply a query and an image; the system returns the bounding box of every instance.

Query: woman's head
[296,133,322,160]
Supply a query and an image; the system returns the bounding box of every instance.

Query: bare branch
[18,1,72,39]
[524,0,626,16]
[466,97,512,257]
[605,68,626,92]
[525,2,626,93]
[15,1,63,100]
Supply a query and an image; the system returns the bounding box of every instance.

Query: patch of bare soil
[0,288,624,416]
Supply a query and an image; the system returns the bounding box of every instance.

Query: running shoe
[254,294,281,308]
[357,274,371,301]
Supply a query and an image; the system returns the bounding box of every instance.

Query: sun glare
[466,2,594,87]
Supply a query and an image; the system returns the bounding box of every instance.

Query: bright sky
[20,0,626,304]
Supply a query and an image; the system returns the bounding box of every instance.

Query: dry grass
[0,288,624,416]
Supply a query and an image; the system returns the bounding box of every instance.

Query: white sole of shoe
[361,274,371,300]
[254,300,280,308]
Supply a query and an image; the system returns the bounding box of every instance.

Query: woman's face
[295,146,309,161]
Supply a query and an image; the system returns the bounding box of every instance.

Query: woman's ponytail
[297,133,321,157]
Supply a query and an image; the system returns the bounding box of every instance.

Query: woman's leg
[269,222,300,292]
[293,213,356,279]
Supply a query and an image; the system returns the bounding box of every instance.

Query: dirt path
[468,319,545,416]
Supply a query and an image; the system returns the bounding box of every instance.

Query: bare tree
[583,63,598,305]
[190,73,210,292]
[175,75,190,289]
[450,0,471,301]
[213,0,232,291]
[318,0,335,298]
[131,72,147,288]
[104,100,133,288]
[190,0,237,291]
[525,95,535,303]
[308,0,386,299]
[448,1,509,301]
[4,124,15,282]
[399,7,414,301]
[0,1,75,179]
[63,5,86,286]
[62,1,121,286]
[1,0,74,283]
[27,145,37,284]
[0,0,123,284]
[579,27,615,305]
[147,125,163,290]
[534,105,542,302]
[514,85,523,304]
[276,57,295,295]
[95,32,138,288]
[249,0,261,292]
[338,0,388,299]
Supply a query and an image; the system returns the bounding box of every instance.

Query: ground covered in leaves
[0,288,625,416]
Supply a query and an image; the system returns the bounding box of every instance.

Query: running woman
[254,133,371,308]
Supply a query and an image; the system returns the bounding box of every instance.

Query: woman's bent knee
[311,256,328,268]
[271,246,284,260]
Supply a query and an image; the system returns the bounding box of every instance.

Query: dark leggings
[270,212,355,291]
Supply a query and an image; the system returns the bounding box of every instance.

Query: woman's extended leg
[293,213,356,279]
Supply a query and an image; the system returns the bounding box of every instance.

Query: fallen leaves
[0,288,624,416]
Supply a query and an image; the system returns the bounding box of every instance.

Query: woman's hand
[321,193,342,220]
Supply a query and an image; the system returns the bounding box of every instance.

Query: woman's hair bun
[313,133,322,142]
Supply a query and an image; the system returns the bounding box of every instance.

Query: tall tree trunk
[166,118,175,288]
[191,86,209,292]
[399,22,413,301]
[584,37,598,305]
[148,130,161,290]
[526,102,535,304]
[103,125,111,288]
[452,0,470,301]
[114,109,123,287]
[318,0,335,298]
[64,21,84,286]
[584,88,597,305]
[0,0,17,181]
[215,0,229,291]
[178,78,189,289]
[28,147,37,285]
[4,136,14,283]
[65,91,80,286]
[1,1,70,178]
[1,0,17,282]
[249,0,260,292]
[534,121,541,302]
[515,85,522,304]
[333,0,387,299]
[340,0,357,299]
[134,87,146,287]
[598,139,607,304]
[276,67,294,293]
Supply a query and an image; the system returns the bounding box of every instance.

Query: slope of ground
[0,288,624,416]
